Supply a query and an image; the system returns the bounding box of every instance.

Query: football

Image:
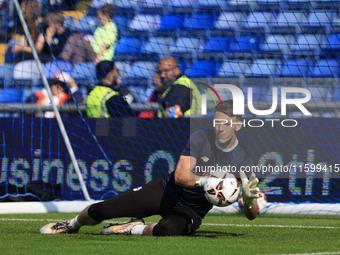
[204,173,240,207]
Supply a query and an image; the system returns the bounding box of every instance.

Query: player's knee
[87,202,106,223]
[152,222,184,236]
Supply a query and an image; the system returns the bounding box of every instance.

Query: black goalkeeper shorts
[88,179,201,236]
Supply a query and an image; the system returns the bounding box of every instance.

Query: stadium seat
[331,15,340,33]
[241,85,267,102]
[0,88,23,103]
[70,62,96,85]
[227,0,255,11]
[76,16,98,34]
[114,15,130,36]
[302,11,333,32]
[243,12,274,33]
[158,14,185,33]
[333,85,340,101]
[169,0,198,10]
[229,35,263,53]
[129,14,162,35]
[261,35,295,54]
[325,34,340,50]
[142,0,168,11]
[291,34,326,56]
[13,60,41,86]
[182,13,217,37]
[245,59,281,77]
[43,60,73,80]
[271,12,307,33]
[213,12,244,34]
[169,37,203,59]
[310,59,340,77]
[279,59,314,77]
[114,61,132,80]
[0,64,14,87]
[217,61,252,78]
[114,37,145,61]
[197,0,228,10]
[303,85,333,102]
[203,36,231,52]
[187,60,220,77]
[128,61,158,86]
[142,37,176,59]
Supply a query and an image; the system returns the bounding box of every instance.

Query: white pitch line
[274,252,340,255]
[0,218,339,229]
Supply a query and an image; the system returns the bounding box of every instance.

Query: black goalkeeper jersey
[161,129,255,219]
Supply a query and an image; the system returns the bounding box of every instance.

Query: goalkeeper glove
[240,171,260,208]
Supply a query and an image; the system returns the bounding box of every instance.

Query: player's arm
[240,171,260,220]
[174,155,206,188]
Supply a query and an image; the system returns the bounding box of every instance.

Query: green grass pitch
[1,213,340,255]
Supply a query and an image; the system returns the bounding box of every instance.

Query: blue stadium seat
[158,14,185,32]
[114,15,130,35]
[187,60,220,77]
[243,12,274,33]
[0,88,23,103]
[241,85,267,102]
[271,12,307,33]
[170,37,202,58]
[114,37,145,61]
[64,16,77,31]
[326,34,340,50]
[203,36,231,52]
[114,61,132,80]
[213,12,244,33]
[76,16,98,34]
[333,85,340,101]
[303,11,333,32]
[169,0,198,9]
[43,60,73,80]
[261,35,295,54]
[129,14,162,33]
[217,61,252,78]
[70,63,96,85]
[182,13,217,36]
[303,85,332,102]
[0,64,14,87]
[245,59,281,77]
[279,59,314,77]
[197,0,228,10]
[310,59,340,77]
[291,34,326,55]
[142,0,168,13]
[128,61,157,86]
[229,35,262,53]
[142,37,176,58]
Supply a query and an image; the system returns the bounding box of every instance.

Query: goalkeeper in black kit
[40,100,260,236]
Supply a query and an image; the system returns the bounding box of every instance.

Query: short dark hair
[214,100,242,119]
[96,61,116,80]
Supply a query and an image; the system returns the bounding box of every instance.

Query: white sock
[131,225,146,235]
[69,215,83,230]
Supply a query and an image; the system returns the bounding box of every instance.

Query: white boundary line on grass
[1,218,339,229]
[274,252,340,255]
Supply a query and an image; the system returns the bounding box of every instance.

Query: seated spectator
[27,71,83,118]
[61,4,117,65]
[35,12,71,63]
[85,61,135,118]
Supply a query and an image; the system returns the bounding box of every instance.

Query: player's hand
[240,171,260,208]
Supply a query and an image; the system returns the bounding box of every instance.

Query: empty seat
[129,14,162,32]
[187,60,220,77]
[0,88,23,103]
[279,59,314,77]
[303,85,333,102]
[271,12,307,33]
[213,12,244,33]
[302,11,333,32]
[114,37,145,61]
[13,60,41,86]
[114,15,130,35]
[43,60,73,80]
[70,63,96,85]
[169,0,198,8]
[291,34,326,55]
[128,61,157,86]
[197,0,228,10]
[243,12,274,33]
[142,0,169,11]
[217,61,251,77]
[310,59,340,77]
[159,14,185,32]
[261,35,295,53]
[115,61,132,79]
[182,13,217,36]
[170,37,202,58]
[0,64,14,87]
[202,36,231,58]
[229,35,262,53]
[142,37,176,58]
[333,85,340,101]
[325,34,340,50]
[245,59,281,77]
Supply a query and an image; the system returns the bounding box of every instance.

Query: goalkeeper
[40,100,260,236]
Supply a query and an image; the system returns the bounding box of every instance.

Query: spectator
[35,12,71,63]
[61,4,117,65]
[28,71,83,118]
[85,61,135,118]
